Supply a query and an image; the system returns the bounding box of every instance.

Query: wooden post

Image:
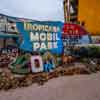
[63,0,70,23]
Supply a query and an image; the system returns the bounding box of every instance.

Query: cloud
[0,0,64,21]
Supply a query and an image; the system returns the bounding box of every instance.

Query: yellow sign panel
[78,0,100,35]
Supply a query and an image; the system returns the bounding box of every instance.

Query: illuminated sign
[16,21,63,54]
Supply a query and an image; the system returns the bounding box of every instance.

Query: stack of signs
[16,21,63,54]
[62,23,91,45]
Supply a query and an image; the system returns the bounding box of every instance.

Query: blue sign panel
[16,21,63,54]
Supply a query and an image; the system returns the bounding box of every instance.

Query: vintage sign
[62,23,91,45]
[16,21,63,54]
[62,23,88,36]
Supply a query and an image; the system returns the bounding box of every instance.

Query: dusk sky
[0,0,64,21]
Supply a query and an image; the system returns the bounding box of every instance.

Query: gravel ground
[0,72,100,100]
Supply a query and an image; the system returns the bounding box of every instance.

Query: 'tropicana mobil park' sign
[16,21,63,54]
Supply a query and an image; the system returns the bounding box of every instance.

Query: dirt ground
[0,72,100,100]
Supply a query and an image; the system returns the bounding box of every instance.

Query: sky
[0,0,64,21]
